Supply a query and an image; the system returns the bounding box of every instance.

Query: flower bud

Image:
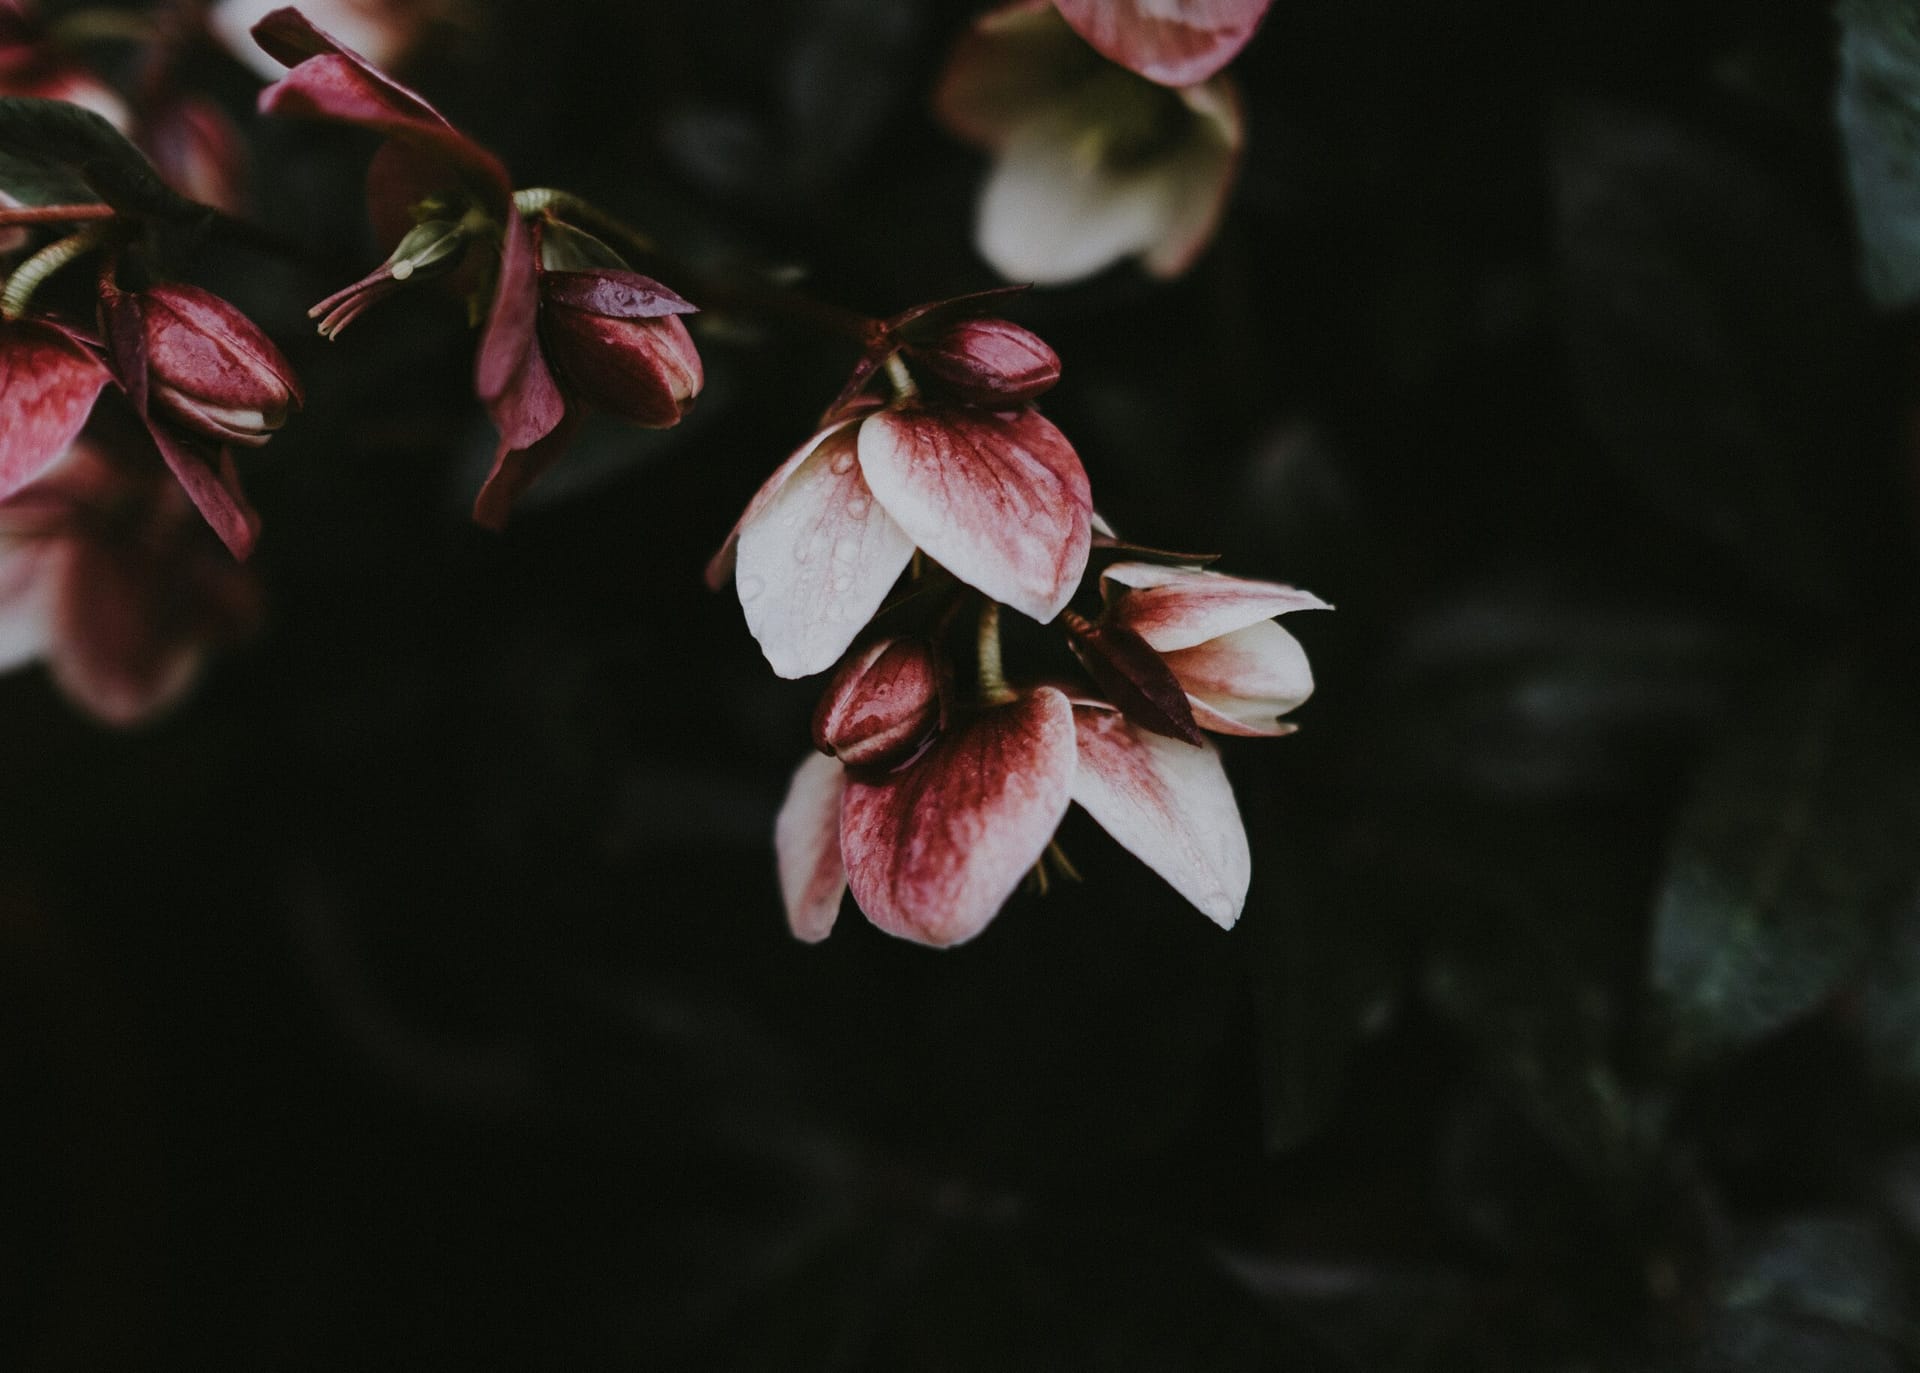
[539,269,703,427]
[811,637,941,769]
[904,317,1060,405]
[140,285,302,447]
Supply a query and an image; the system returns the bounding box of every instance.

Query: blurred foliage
[6,0,1920,1369]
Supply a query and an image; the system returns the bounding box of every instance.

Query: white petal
[975,106,1189,286]
[735,424,917,679]
[0,539,55,676]
[1165,620,1314,735]
[1070,706,1249,928]
[1104,561,1330,651]
[774,751,849,943]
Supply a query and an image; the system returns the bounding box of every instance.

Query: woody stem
[0,203,116,227]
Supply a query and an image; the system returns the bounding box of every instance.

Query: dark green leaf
[0,97,206,223]
[1838,1,1920,309]
[1650,666,1920,1072]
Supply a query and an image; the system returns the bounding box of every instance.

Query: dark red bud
[540,270,703,427]
[904,318,1060,405]
[811,637,942,768]
[1064,611,1203,745]
[140,285,301,447]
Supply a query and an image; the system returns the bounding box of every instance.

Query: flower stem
[0,204,116,227]
[1,223,113,321]
[976,600,1014,705]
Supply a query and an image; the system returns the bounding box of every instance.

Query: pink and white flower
[0,436,259,725]
[709,308,1089,679]
[775,685,1251,947]
[1101,560,1326,735]
[934,1,1244,286]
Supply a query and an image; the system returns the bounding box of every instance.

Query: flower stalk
[1,223,116,321]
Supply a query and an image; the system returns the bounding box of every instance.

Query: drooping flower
[1053,0,1273,87]
[0,434,259,725]
[934,1,1243,286]
[252,7,703,525]
[1101,561,1326,735]
[708,307,1089,679]
[774,684,1253,947]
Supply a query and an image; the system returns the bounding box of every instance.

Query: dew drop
[738,574,765,603]
[845,496,870,520]
[831,571,854,592]
[830,449,857,476]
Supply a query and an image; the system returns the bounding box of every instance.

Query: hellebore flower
[774,685,1252,947]
[469,231,703,526]
[95,280,302,558]
[1101,561,1326,735]
[709,310,1089,679]
[137,283,301,448]
[1053,0,1273,87]
[252,7,703,525]
[934,1,1243,286]
[0,436,259,725]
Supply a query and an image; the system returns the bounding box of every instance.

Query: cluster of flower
[0,0,1323,947]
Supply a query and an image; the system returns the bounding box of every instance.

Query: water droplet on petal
[738,574,765,603]
[845,496,870,520]
[830,449,857,476]
[831,571,853,591]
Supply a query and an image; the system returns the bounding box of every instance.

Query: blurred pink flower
[775,686,1252,947]
[1054,0,1272,87]
[0,0,131,129]
[1102,561,1326,735]
[213,0,442,81]
[0,437,259,725]
[935,1,1243,286]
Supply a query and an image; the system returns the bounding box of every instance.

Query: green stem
[976,600,1013,705]
[1,224,113,321]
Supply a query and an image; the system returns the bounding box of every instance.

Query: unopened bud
[811,637,941,768]
[540,268,703,427]
[141,285,301,447]
[904,318,1060,406]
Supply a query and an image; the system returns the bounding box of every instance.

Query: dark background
[7,0,1920,1367]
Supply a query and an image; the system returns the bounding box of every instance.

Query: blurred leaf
[1650,666,1920,1072]
[1838,1,1920,309]
[0,98,205,223]
[1553,99,1875,605]
[1698,1216,1911,1372]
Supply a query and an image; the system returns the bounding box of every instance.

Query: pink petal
[1104,561,1330,651]
[857,407,1089,624]
[774,751,848,943]
[471,410,581,530]
[475,212,564,452]
[252,7,508,198]
[0,536,57,674]
[1163,620,1313,736]
[144,426,261,560]
[0,323,111,500]
[1054,0,1273,87]
[47,535,202,726]
[735,422,917,679]
[932,1,1091,150]
[841,687,1076,947]
[1070,704,1249,927]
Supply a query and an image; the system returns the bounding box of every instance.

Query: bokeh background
[7,0,1920,1367]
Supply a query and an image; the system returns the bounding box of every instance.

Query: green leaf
[1650,666,1920,1072]
[0,97,206,223]
[1838,1,1920,309]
